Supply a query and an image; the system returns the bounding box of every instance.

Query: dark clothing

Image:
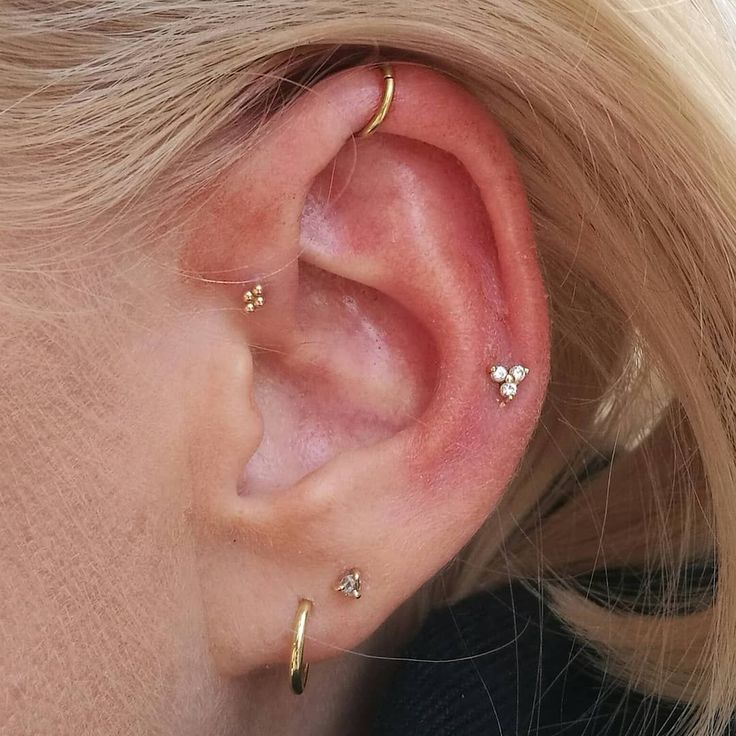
[373,582,685,735]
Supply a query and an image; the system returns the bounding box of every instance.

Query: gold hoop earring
[289,599,313,694]
[358,63,395,138]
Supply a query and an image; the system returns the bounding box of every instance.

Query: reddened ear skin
[181,63,549,675]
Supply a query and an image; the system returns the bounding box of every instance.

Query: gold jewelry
[358,64,395,138]
[289,599,312,694]
[243,284,265,314]
[489,364,529,401]
[334,569,362,599]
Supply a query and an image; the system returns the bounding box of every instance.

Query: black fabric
[372,583,687,736]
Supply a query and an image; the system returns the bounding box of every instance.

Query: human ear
[179,63,549,678]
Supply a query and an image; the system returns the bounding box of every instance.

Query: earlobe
[182,62,550,680]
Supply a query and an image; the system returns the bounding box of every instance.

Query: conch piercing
[358,63,395,138]
[335,569,362,599]
[243,284,265,314]
[289,598,312,694]
[489,364,529,401]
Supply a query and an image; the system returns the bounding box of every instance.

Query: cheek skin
[1,273,248,734]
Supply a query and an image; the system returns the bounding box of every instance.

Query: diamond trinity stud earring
[335,569,362,599]
[489,363,529,400]
[243,284,265,314]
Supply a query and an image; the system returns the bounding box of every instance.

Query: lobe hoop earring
[289,599,313,694]
[357,63,395,138]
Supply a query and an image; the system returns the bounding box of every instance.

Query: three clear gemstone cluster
[489,363,529,400]
[335,569,362,599]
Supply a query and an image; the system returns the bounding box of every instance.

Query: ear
[181,63,549,676]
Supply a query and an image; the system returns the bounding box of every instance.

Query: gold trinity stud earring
[243,284,264,314]
[358,63,395,138]
[335,569,362,599]
[489,364,529,400]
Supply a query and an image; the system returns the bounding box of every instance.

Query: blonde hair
[3,2,736,734]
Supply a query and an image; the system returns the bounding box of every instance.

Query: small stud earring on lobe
[335,569,362,599]
[243,284,265,314]
[489,363,529,401]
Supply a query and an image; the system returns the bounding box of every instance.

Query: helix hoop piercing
[489,364,529,401]
[243,284,265,314]
[335,569,362,599]
[289,599,313,694]
[358,64,395,138]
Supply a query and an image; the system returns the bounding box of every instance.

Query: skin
[0,64,549,735]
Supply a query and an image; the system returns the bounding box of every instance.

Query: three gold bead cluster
[243,284,265,314]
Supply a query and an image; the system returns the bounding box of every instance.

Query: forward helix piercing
[335,569,362,599]
[489,363,529,400]
[358,63,395,138]
[243,284,265,314]
[289,599,312,694]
